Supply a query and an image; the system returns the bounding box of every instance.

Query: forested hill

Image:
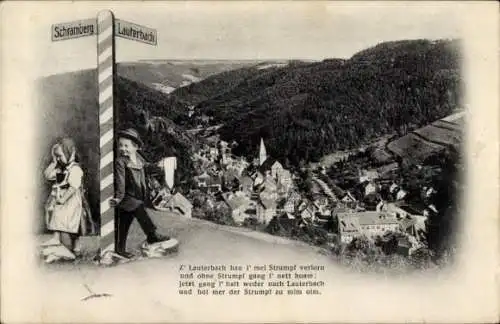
[169,39,462,166]
[115,76,197,190]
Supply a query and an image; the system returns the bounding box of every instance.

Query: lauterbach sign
[115,19,157,46]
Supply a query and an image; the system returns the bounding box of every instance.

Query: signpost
[51,18,97,41]
[97,10,117,260]
[51,10,157,264]
[115,19,157,46]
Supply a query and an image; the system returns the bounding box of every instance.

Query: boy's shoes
[115,251,135,259]
[147,233,170,244]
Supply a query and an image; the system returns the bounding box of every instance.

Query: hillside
[167,39,462,166]
[117,61,262,95]
[386,111,464,163]
[114,76,198,191]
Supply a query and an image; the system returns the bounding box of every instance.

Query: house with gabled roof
[359,169,380,183]
[295,199,309,214]
[399,216,418,236]
[226,158,248,176]
[311,193,331,216]
[165,192,193,218]
[283,191,301,213]
[339,191,357,208]
[259,175,278,192]
[363,181,379,197]
[343,191,356,202]
[195,171,222,193]
[239,175,254,195]
[298,201,318,221]
[391,202,429,237]
[259,157,285,181]
[222,169,241,191]
[222,191,254,224]
[254,175,278,202]
[195,171,210,185]
[256,196,277,225]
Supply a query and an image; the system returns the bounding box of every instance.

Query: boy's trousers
[115,205,157,252]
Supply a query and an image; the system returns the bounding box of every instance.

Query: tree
[205,204,235,226]
[424,148,461,258]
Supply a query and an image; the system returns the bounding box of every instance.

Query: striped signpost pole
[97,10,117,260]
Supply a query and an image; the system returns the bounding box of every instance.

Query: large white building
[337,211,400,244]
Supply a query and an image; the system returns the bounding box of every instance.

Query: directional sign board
[52,18,97,41]
[115,19,157,46]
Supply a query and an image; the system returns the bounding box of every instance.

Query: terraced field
[387,111,464,162]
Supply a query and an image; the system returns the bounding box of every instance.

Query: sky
[5,1,464,77]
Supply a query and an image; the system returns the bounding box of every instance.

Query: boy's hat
[117,128,144,147]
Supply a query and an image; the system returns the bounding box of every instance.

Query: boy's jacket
[114,154,162,211]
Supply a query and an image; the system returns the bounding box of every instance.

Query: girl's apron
[45,163,96,235]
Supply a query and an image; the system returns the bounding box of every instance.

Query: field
[386,112,464,162]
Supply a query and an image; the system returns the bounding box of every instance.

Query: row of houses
[192,138,299,226]
[356,164,438,204]
[308,163,437,253]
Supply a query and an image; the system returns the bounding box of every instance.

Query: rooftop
[287,191,301,200]
[197,172,211,179]
[338,212,399,231]
[169,192,193,209]
[240,176,253,185]
[399,217,417,230]
[392,201,426,215]
[223,194,251,210]
[258,157,281,174]
[256,176,278,191]
[329,183,347,198]
[260,196,277,209]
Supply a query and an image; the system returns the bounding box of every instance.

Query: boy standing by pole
[109,128,169,259]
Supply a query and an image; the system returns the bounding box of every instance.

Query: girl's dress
[45,162,95,235]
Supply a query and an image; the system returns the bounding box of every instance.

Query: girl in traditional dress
[43,138,96,261]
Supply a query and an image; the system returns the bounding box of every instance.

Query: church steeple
[259,137,267,166]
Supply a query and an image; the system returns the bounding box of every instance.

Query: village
[149,133,441,259]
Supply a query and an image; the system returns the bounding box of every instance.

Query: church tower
[259,138,267,166]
